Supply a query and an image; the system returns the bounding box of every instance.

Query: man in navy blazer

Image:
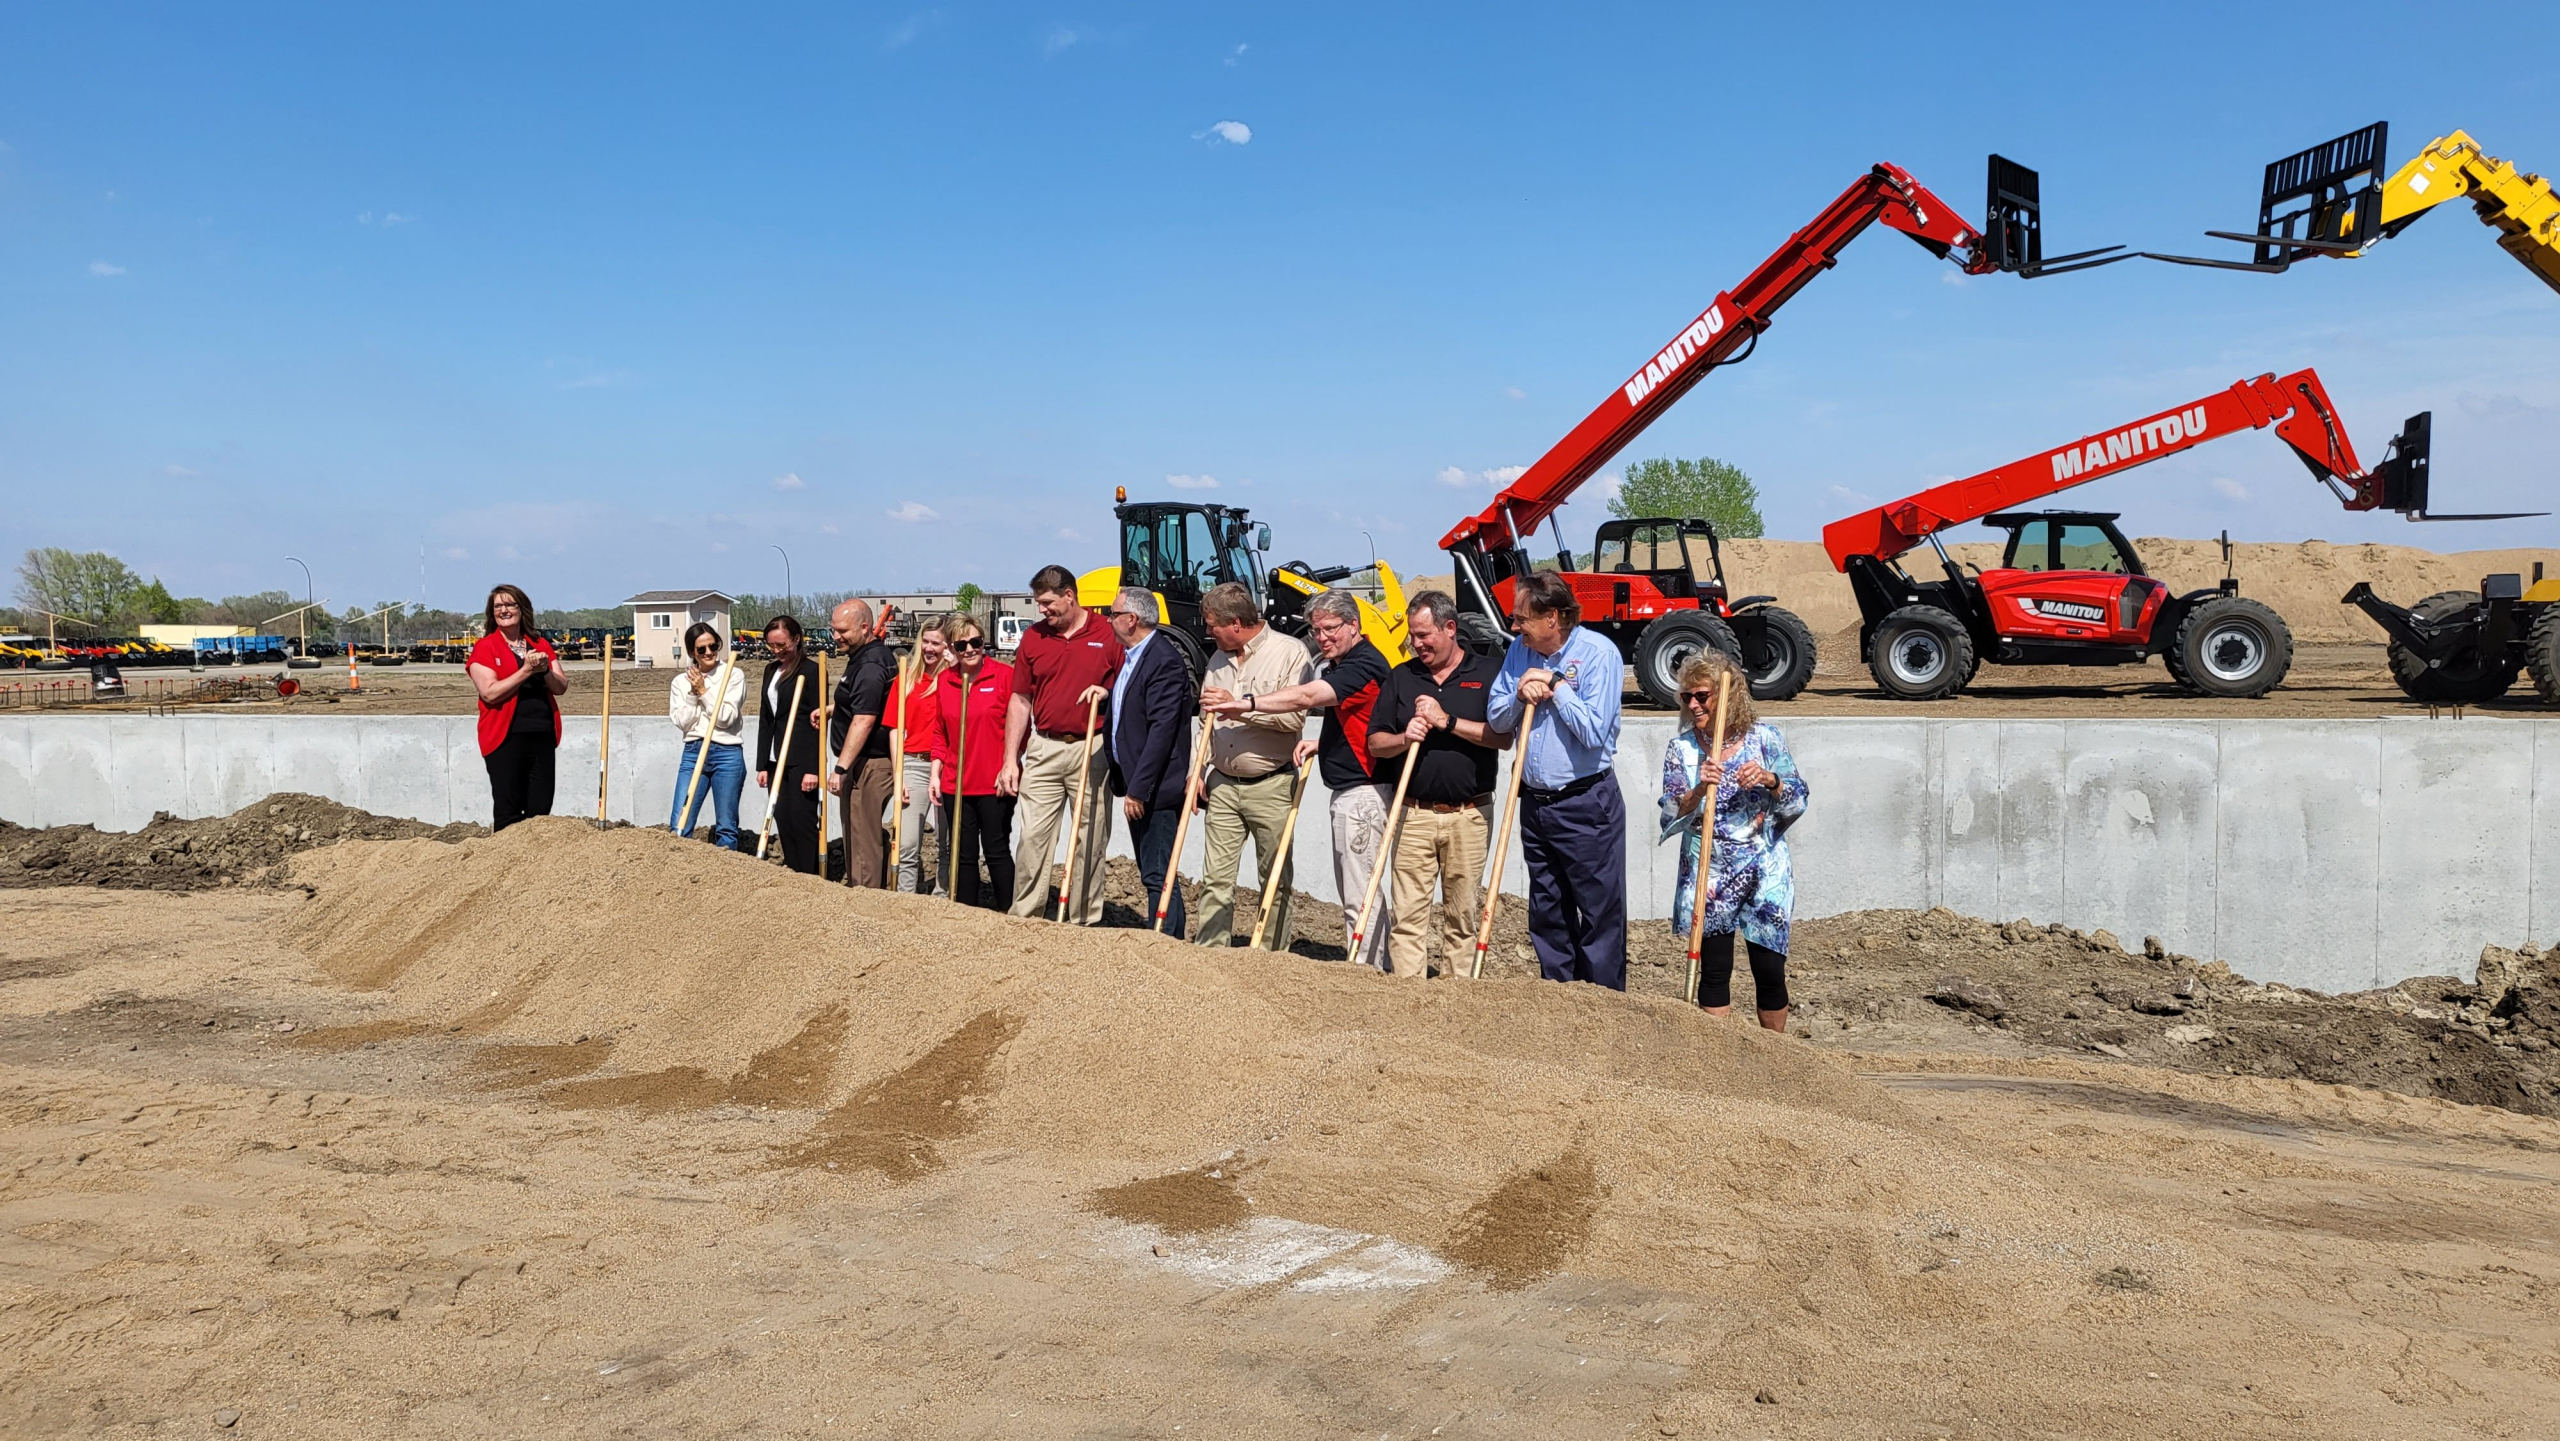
[1106,587,1197,936]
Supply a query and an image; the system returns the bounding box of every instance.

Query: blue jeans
[671,740,746,850]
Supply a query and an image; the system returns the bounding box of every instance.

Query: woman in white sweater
[668,622,749,849]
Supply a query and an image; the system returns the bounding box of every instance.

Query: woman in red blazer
[466,583,570,830]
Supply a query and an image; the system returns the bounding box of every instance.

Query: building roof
[624,590,735,606]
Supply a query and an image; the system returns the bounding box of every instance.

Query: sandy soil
[4,811,2558,1437]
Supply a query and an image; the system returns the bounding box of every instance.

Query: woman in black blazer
[755,615,826,874]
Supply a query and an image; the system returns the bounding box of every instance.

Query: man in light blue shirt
[1485,572,1628,989]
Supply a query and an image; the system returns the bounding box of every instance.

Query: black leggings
[938,794,1016,910]
[484,732,557,832]
[1698,932,1788,1011]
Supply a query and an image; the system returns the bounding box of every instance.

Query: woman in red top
[888,625,949,894]
[930,613,1016,909]
[466,583,570,831]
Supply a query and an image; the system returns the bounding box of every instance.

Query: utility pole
[773,545,793,624]
[286,556,315,657]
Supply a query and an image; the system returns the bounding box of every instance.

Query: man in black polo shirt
[1368,590,1513,978]
[825,597,900,888]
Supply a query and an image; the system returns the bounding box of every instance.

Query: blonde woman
[1660,648,1808,1031]
[668,622,748,849]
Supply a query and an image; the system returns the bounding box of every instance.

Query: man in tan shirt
[1192,582,1316,949]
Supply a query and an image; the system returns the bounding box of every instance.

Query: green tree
[1609,457,1765,538]
[953,582,984,617]
[134,578,185,625]
[15,548,146,629]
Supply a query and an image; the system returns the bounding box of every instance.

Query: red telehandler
[1820,369,2437,700]
[1439,156,2126,705]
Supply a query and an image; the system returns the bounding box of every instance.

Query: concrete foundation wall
[5,713,2549,993]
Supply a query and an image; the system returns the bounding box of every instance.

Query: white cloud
[88,260,124,277]
[1057,527,1086,542]
[886,501,941,523]
[163,464,197,478]
[712,541,730,553]
[497,545,524,561]
[381,212,414,226]
[772,472,806,491]
[2210,477,2250,501]
[1224,43,1248,66]
[441,546,470,561]
[885,9,940,48]
[1194,120,1252,146]
[1504,387,1526,400]
[1042,24,1080,54]
[1940,270,1970,288]
[1165,473,1219,490]
[819,522,840,536]
[1436,464,1527,489]
[1828,484,1874,507]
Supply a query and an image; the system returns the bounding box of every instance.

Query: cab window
[2005,519,2053,572]
[2056,523,2126,574]
[1181,512,1220,590]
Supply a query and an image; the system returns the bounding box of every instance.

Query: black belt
[1406,794,1493,814]
[1520,771,1609,803]
[1037,728,1097,743]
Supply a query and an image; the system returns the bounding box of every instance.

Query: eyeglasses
[953,638,986,652]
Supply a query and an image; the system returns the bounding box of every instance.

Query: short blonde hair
[937,612,983,645]
[1676,648,1757,736]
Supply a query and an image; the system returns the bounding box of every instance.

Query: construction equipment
[1821,369,2450,701]
[2150,121,2560,294]
[2345,564,2560,706]
[1078,491,1410,683]
[1438,156,2126,708]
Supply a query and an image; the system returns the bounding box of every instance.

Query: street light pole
[772,545,793,622]
[285,556,314,656]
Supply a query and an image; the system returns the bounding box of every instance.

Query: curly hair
[1676,647,1757,737]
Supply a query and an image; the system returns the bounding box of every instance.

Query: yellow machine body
[2364,130,2560,294]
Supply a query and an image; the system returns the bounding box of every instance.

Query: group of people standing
[474,563,1811,1023]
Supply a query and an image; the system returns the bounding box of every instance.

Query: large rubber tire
[2525,604,2560,706]
[1738,605,1817,702]
[2385,590,2521,704]
[1632,612,1741,710]
[1455,611,1508,658]
[1866,606,1975,701]
[1159,624,1208,695]
[2172,596,2295,698]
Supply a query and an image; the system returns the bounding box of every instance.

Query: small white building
[625,590,734,668]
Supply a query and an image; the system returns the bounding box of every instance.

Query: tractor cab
[1589,517,1729,606]
[1111,501,1270,637]
[1983,510,2147,577]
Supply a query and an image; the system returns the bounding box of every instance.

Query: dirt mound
[0,794,480,892]
[1745,907,2560,1117]
[278,819,2167,1297]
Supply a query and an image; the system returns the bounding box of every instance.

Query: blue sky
[5,2,2555,611]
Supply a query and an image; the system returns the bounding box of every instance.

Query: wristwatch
[1242,692,1256,713]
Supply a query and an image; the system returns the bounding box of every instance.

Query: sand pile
[0,794,479,892]
[281,818,2170,1301]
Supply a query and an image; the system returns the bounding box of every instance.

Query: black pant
[772,770,821,874]
[1518,772,1628,990]
[938,793,1015,909]
[1127,800,1185,936]
[1698,932,1789,1011]
[484,732,556,832]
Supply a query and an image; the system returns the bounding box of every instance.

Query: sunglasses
[1681,689,1720,706]
[693,644,719,655]
[953,638,986,652]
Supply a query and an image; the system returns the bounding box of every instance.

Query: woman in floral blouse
[1660,649,1809,1031]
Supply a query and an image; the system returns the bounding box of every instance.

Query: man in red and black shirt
[997,564,1121,923]
[1369,590,1513,978]
[1203,589,1395,967]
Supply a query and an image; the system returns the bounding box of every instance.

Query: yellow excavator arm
[2371,130,2560,294]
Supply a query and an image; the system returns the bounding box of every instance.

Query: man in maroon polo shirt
[996,564,1121,922]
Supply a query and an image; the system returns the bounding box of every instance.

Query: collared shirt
[1485,624,1621,790]
[1109,629,1153,770]
[1012,610,1122,735]
[1201,624,1316,779]
[1372,647,1504,804]
[832,637,898,761]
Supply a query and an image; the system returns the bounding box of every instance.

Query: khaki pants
[839,753,898,888]
[1194,768,1296,949]
[897,755,937,894]
[1388,800,1490,978]
[1008,731,1111,923]
[1329,783,1394,970]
